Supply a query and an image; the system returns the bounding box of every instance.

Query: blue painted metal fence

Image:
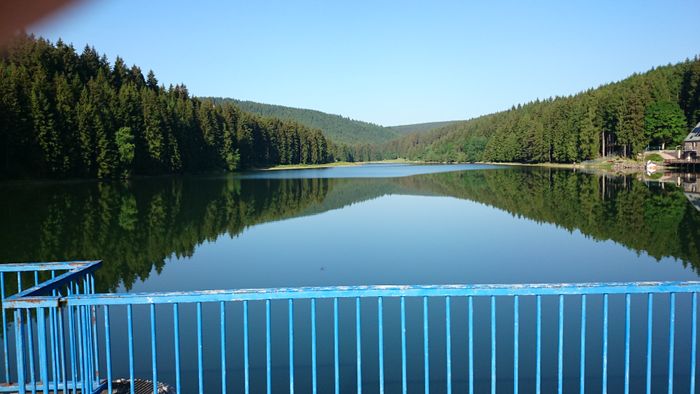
[0,261,699,393]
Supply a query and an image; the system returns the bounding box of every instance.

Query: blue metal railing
[1,262,700,393]
[0,261,100,393]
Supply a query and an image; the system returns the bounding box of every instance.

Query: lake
[1,164,699,392]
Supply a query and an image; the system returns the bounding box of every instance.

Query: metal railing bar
[513,295,518,394]
[49,306,57,394]
[490,296,495,394]
[25,310,35,394]
[558,295,564,394]
[59,281,700,307]
[310,298,315,394]
[400,296,407,394]
[668,293,675,394]
[49,272,58,394]
[579,294,586,394]
[14,310,26,394]
[602,293,608,394]
[126,305,134,394]
[400,297,408,394]
[0,273,9,383]
[356,297,361,394]
[150,304,157,394]
[267,299,272,394]
[536,295,541,394]
[423,296,429,394]
[646,293,653,394]
[196,302,203,394]
[378,297,384,394]
[290,299,295,394]
[37,308,48,394]
[172,303,181,394]
[468,296,474,394]
[445,296,451,394]
[103,306,112,394]
[333,298,338,394]
[0,261,101,273]
[57,303,67,394]
[691,292,697,394]
[624,293,631,394]
[89,275,99,387]
[66,284,76,394]
[220,302,226,394]
[243,300,249,394]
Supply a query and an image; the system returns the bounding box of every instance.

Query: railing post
[14,309,26,394]
[602,293,608,394]
[1,273,10,384]
[104,305,112,394]
[579,294,586,394]
[290,299,296,394]
[37,307,49,394]
[646,293,653,394]
[513,295,518,394]
[668,292,676,394]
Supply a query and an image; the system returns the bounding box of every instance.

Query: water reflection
[1,166,699,294]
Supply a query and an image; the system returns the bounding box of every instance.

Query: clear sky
[30,0,700,126]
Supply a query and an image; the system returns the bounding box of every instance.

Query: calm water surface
[2,164,699,392]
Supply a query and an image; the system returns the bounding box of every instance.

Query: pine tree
[54,74,76,173]
[146,70,158,90]
[644,101,687,150]
[116,126,135,177]
[76,87,96,175]
[30,69,61,174]
[141,88,165,170]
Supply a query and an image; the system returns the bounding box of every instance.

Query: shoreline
[259,158,653,174]
[259,158,417,171]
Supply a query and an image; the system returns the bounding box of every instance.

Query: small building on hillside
[681,121,700,160]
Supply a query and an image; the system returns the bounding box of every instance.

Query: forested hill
[0,34,336,179]
[205,98,458,146]
[384,57,700,163]
[207,98,393,145]
[388,120,459,135]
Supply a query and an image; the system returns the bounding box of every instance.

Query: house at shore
[681,121,700,160]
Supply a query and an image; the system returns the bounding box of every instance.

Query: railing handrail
[2,261,699,394]
[6,280,699,309]
[0,261,101,273]
[2,261,101,308]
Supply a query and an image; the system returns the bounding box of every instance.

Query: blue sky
[31,0,700,126]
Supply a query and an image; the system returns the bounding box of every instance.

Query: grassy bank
[261,158,420,171]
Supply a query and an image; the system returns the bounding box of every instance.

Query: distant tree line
[384,57,700,163]
[0,34,335,179]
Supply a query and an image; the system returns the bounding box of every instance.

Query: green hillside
[385,57,700,163]
[205,98,456,146]
[206,98,395,145]
[387,120,459,135]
